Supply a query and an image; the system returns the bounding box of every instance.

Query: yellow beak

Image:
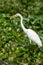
[10,15,16,19]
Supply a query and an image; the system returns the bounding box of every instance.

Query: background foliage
[0,0,43,65]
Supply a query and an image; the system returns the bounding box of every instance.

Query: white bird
[10,13,42,47]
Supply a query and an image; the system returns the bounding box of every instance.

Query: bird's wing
[26,29,42,46]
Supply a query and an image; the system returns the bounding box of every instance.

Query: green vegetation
[0,0,43,65]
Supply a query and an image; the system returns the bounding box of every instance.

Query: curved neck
[20,16,26,32]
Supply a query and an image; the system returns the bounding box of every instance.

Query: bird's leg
[29,39,31,44]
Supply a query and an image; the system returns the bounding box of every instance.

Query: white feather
[26,29,42,47]
[10,13,42,47]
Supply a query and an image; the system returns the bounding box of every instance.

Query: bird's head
[10,13,23,19]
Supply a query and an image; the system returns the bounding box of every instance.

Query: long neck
[20,16,26,33]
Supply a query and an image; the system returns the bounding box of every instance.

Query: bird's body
[25,29,42,47]
[10,13,42,47]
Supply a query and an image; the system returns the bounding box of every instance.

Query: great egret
[10,13,42,47]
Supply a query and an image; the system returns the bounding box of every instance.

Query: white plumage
[10,13,42,47]
[26,29,42,47]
